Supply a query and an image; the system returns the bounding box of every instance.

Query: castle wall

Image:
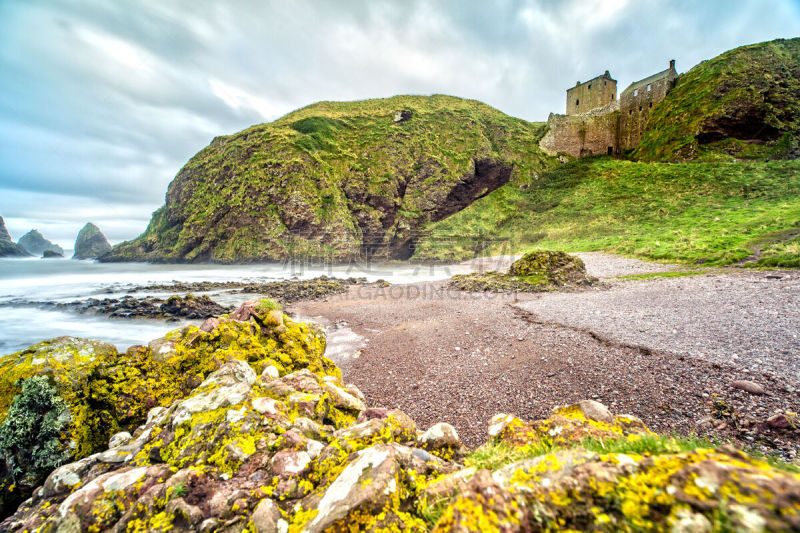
[540,101,620,158]
[619,62,678,149]
[566,72,617,115]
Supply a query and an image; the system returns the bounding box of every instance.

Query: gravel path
[516,271,800,384]
[572,252,680,278]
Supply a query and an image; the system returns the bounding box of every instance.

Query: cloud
[0,0,798,243]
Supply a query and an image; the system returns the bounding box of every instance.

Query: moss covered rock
[72,223,111,260]
[2,319,799,531]
[103,95,553,263]
[0,301,333,518]
[449,250,595,292]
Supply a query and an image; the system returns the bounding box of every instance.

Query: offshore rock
[0,216,30,257]
[17,230,63,257]
[72,222,111,260]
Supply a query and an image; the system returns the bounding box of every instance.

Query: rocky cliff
[17,230,63,257]
[635,37,800,161]
[0,216,30,258]
[0,302,798,531]
[73,223,111,260]
[104,95,553,263]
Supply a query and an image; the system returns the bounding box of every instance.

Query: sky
[1,0,799,248]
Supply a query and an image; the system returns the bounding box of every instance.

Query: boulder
[72,222,111,260]
[42,250,63,258]
[17,229,63,257]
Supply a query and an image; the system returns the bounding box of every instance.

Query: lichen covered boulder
[0,301,333,518]
[449,250,595,292]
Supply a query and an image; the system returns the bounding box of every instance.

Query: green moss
[106,94,555,263]
[419,157,800,266]
[635,37,800,161]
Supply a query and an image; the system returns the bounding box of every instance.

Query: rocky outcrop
[0,216,30,258]
[103,95,553,263]
[41,250,63,259]
[0,304,331,516]
[636,37,800,161]
[17,230,63,257]
[1,305,799,531]
[72,223,111,260]
[449,250,596,292]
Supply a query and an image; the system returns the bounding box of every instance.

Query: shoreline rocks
[0,302,798,530]
[0,216,30,258]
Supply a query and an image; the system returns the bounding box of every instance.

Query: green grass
[465,433,800,475]
[415,157,800,267]
[615,270,709,280]
[634,37,800,161]
[255,298,281,313]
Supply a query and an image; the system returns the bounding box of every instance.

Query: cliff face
[635,37,800,161]
[0,216,30,258]
[72,223,111,260]
[105,95,552,263]
[17,230,63,257]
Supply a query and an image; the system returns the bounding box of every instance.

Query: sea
[0,255,470,355]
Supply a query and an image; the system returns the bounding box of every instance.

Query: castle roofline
[568,71,617,90]
[621,61,677,95]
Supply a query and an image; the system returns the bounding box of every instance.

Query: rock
[231,301,258,322]
[72,222,111,260]
[250,498,282,533]
[0,216,30,257]
[765,413,795,429]
[731,380,766,395]
[17,229,63,257]
[303,444,420,532]
[449,250,596,293]
[200,317,221,332]
[108,431,132,449]
[42,249,63,259]
[418,422,461,450]
[575,399,614,423]
[270,450,311,477]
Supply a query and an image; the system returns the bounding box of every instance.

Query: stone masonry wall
[619,63,678,149]
[539,101,620,158]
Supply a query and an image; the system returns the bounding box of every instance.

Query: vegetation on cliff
[634,37,800,161]
[417,157,800,266]
[0,313,798,532]
[105,95,554,263]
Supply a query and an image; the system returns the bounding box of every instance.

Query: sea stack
[18,229,64,257]
[73,222,112,260]
[0,215,31,257]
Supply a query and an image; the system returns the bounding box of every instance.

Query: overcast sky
[1,0,798,248]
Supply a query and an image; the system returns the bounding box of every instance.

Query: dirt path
[288,255,800,459]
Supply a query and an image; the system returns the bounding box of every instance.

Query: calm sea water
[0,257,469,354]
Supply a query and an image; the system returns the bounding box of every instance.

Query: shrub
[0,376,70,486]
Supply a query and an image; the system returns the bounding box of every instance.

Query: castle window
[576,99,579,107]
[629,109,632,115]
[639,106,642,111]
[588,84,592,90]
[611,94,615,100]
[649,102,653,108]
[647,84,652,91]
[634,89,639,96]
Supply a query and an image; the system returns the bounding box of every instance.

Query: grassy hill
[416,38,800,267]
[106,95,554,263]
[415,157,800,267]
[635,37,800,161]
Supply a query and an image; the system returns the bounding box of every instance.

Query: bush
[0,376,70,486]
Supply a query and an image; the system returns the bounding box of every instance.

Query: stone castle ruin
[540,60,677,157]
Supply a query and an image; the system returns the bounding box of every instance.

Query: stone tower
[566,71,617,115]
